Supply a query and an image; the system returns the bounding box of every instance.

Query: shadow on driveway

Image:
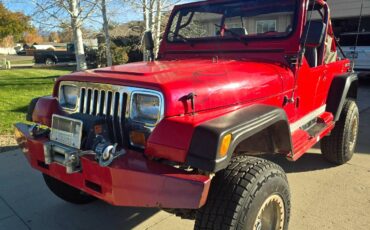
[262,152,336,173]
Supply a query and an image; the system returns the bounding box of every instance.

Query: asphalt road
[1,79,370,230]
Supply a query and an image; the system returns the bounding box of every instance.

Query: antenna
[352,0,365,70]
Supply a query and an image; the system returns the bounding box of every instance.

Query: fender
[186,105,292,172]
[326,73,358,121]
[30,96,65,126]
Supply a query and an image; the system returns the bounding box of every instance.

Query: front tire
[195,156,290,230]
[321,99,359,165]
[43,174,96,204]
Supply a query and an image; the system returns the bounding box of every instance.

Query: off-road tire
[195,156,290,230]
[43,174,96,204]
[321,99,359,165]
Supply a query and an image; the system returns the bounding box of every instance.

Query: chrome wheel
[253,194,285,230]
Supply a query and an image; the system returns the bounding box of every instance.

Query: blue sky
[4,1,142,31]
[4,0,197,32]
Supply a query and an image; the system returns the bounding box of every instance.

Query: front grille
[79,88,127,117]
[79,87,128,145]
[58,81,165,148]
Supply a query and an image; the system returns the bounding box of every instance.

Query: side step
[288,112,335,161]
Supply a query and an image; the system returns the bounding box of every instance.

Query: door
[293,3,328,122]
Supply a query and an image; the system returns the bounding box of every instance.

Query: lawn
[10,59,34,65]
[0,68,72,134]
[1,55,34,65]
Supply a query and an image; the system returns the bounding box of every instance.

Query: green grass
[10,59,34,65]
[0,68,72,134]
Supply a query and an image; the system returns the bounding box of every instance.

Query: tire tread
[321,99,359,164]
[195,156,290,230]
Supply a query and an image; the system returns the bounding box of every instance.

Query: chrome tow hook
[94,143,125,167]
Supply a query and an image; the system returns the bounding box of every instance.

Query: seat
[305,47,318,67]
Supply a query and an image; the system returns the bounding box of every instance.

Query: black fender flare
[326,73,358,121]
[186,105,292,172]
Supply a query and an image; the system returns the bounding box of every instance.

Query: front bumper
[14,123,211,209]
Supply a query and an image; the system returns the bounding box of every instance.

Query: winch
[43,114,125,173]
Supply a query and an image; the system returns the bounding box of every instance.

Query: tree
[58,24,74,42]
[100,0,113,66]
[127,0,182,60]
[23,29,44,44]
[49,31,61,42]
[31,0,99,71]
[0,36,14,48]
[0,3,33,44]
[55,23,97,43]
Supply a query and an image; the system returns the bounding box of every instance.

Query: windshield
[167,0,297,43]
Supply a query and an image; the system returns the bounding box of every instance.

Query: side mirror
[143,31,155,61]
[302,21,326,48]
[144,31,154,51]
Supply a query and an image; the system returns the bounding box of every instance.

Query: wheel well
[45,56,57,62]
[347,79,358,99]
[233,120,291,156]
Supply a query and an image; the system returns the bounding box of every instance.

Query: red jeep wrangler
[15,0,359,229]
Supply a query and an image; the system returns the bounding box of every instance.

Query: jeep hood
[57,59,291,117]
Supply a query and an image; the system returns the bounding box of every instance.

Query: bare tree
[126,0,182,60]
[100,0,113,66]
[154,0,162,55]
[31,0,98,71]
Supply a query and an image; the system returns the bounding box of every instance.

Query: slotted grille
[59,81,164,147]
[79,87,128,145]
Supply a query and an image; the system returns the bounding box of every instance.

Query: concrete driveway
[1,80,370,230]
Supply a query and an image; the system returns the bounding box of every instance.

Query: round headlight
[130,93,161,125]
[59,85,79,109]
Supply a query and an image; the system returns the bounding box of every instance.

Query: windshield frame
[165,0,300,44]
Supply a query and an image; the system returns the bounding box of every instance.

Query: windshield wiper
[215,24,248,46]
[168,31,194,47]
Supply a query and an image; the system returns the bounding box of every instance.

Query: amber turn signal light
[219,134,232,157]
[129,131,146,147]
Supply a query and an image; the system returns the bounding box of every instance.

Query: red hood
[56,59,291,117]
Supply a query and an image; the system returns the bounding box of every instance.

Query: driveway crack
[0,195,31,230]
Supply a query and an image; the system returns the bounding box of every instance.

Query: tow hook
[95,143,125,167]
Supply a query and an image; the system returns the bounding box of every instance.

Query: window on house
[256,20,277,33]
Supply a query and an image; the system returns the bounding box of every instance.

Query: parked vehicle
[15,0,359,229]
[34,43,96,66]
[339,32,370,72]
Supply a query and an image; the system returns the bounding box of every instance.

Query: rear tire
[43,174,96,204]
[321,99,359,165]
[195,156,290,230]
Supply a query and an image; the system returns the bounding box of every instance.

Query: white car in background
[339,32,370,74]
